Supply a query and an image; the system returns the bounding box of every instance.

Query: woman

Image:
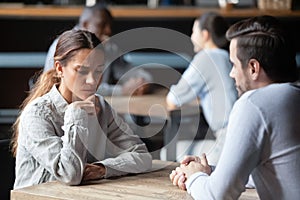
[166,12,237,164]
[44,4,152,96]
[12,29,152,189]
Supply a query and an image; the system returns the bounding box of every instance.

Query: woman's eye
[77,70,89,75]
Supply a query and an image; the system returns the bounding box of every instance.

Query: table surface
[104,87,201,161]
[11,160,259,200]
[104,87,200,119]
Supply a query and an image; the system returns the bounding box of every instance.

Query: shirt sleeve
[20,103,89,185]
[96,100,152,178]
[167,53,206,106]
[185,96,266,199]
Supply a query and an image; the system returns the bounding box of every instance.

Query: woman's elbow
[55,166,84,186]
[144,153,152,170]
[137,152,152,172]
[60,175,82,186]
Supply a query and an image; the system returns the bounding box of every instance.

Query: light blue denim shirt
[14,85,152,189]
[167,49,237,132]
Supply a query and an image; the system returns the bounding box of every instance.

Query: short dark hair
[226,15,298,82]
[79,3,113,31]
[198,12,229,50]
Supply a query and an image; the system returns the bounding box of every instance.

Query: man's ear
[248,59,260,80]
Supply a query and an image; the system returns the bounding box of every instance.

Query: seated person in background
[44,3,152,96]
[12,29,152,189]
[166,12,237,164]
[170,15,300,199]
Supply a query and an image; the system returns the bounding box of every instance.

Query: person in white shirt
[12,29,152,189]
[169,15,300,199]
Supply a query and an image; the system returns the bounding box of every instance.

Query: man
[44,4,152,96]
[170,15,300,199]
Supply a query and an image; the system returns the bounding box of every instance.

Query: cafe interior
[1,0,300,199]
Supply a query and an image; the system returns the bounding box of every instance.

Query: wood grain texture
[11,160,259,200]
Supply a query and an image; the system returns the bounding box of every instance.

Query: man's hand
[82,163,106,181]
[180,155,202,165]
[169,154,212,190]
[170,166,187,190]
[180,154,212,179]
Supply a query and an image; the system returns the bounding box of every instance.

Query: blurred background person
[44,3,152,96]
[166,12,237,164]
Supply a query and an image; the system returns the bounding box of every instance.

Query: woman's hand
[70,95,100,115]
[82,163,106,181]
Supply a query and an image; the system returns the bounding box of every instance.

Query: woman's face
[58,48,105,103]
[191,20,204,53]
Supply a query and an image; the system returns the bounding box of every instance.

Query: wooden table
[105,87,200,161]
[11,160,259,200]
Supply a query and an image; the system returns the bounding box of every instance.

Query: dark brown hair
[226,15,298,82]
[198,12,229,50]
[11,29,101,156]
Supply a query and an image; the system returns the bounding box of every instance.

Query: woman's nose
[86,72,96,85]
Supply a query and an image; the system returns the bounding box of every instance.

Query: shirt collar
[48,84,69,117]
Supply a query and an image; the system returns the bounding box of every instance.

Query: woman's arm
[20,102,90,185]
[166,53,207,107]
[94,99,152,178]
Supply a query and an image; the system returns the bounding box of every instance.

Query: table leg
[164,110,181,161]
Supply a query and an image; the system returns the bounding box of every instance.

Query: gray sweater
[14,85,152,189]
[186,83,300,200]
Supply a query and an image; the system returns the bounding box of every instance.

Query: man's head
[226,15,298,97]
[78,4,113,41]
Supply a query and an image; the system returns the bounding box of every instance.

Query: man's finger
[200,153,209,167]
[178,175,186,190]
[181,155,197,165]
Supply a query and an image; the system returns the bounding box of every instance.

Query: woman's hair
[226,15,298,82]
[198,12,229,50]
[11,29,101,157]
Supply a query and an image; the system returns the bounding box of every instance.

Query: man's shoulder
[239,83,295,106]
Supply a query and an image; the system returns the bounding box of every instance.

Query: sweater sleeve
[185,95,266,199]
[95,100,152,178]
[20,103,89,185]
